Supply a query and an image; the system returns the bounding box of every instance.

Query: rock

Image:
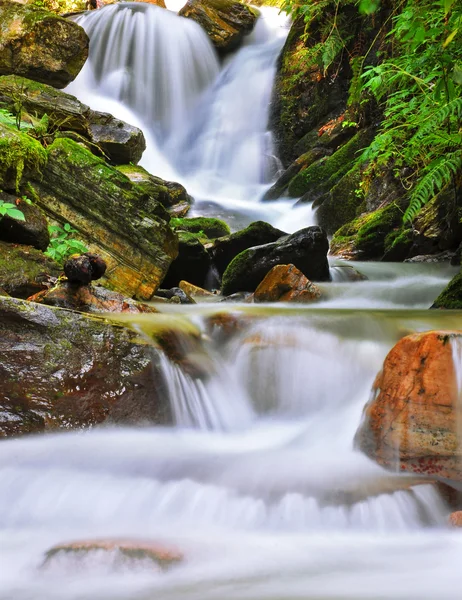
[64,253,107,283]
[0,76,146,165]
[171,216,230,239]
[0,295,175,436]
[28,281,158,313]
[449,512,462,528]
[0,1,89,88]
[116,165,192,214]
[253,264,322,303]
[0,240,60,298]
[355,331,462,482]
[0,192,49,250]
[179,0,257,55]
[44,539,182,568]
[161,231,211,290]
[153,287,195,304]
[221,226,330,296]
[179,280,215,299]
[451,243,461,266]
[28,137,178,300]
[431,271,462,310]
[211,221,286,276]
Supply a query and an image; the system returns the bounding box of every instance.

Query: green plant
[0,200,25,221]
[44,223,88,264]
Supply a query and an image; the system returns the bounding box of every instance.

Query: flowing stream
[1,3,462,599]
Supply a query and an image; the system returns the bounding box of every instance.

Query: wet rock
[179,280,215,299]
[355,331,462,482]
[0,193,49,250]
[449,512,462,528]
[0,295,173,436]
[171,216,230,239]
[0,1,89,88]
[221,226,330,296]
[431,271,462,310]
[28,137,178,299]
[211,221,286,277]
[0,240,60,298]
[0,76,146,165]
[161,231,211,290]
[220,291,253,302]
[179,0,257,55]
[153,287,195,304]
[253,264,322,303]
[44,539,182,568]
[64,253,107,283]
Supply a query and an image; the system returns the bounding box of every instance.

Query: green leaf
[453,64,462,85]
[6,209,26,221]
[358,0,380,15]
[443,29,459,48]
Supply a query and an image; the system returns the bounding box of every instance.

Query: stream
[1,3,462,599]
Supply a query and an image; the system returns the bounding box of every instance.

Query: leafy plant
[44,223,88,264]
[0,200,25,221]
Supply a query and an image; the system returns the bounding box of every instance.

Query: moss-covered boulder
[171,216,230,239]
[0,240,60,298]
[28,138,178,299]
[221,226,330,296]
[0,192,49,250]
[0,76,146,164]
[161,230,212,289]
[0,295,175,436]
[431,271,462,310]
[179,0,257,55]
[0,0,88,88]
[211,220,286,276]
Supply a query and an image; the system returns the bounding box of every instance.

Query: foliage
[0,200,25,221]
[30,0,87,14]
[44,223,88,264]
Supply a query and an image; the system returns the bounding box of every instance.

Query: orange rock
[355,331,462,481]
[179,280,216,299]
[253,264,322,303]
[44,539,182,568]
[449,512,462,527]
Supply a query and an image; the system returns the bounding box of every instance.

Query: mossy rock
[287,129,374,199]
[0,0,88,88]
[170,216,230,239]
[382,227,414,262]
[431,271,462,310]
[0,240,60,298]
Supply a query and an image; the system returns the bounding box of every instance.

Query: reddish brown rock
[253,264,322,303]
[355,331,462,481]
[449,511,462,528]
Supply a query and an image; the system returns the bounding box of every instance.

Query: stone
[0,76,146,165]
[0,240,60,298]
[64,253,106,283]
[355,331,462,482]
[179,280,215,299]
[253,264,322,303]
[221,226,330,296]
[0,192,49,250]
[179,0,257,55]
[449,512,462,528]
[0,295,180,436]
[161,231,211,290]
[211,220,286,276]
[153,287,195,304]
[28,281,158,313]
[171,216,230,239]
[28,137,178,299]
[431,270,462,310]
[0,1,89,88]
[44,539,182,568]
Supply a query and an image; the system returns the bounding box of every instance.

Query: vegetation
[0,200,25,222]
[44,223,88,264]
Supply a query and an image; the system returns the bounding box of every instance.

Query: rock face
[0,1,89,88]
[28,137,178,299]
[253,264,322,303]
[0,192,49,250]
[0,241,60,298]
[432,271,462,310]
[0,296,173,436]
[355,331,462,482]
[221,226,330,296]
[179,0,257,55]
[211,221,286,276]
[0,76,146,165]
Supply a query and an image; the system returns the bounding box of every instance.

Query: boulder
[161,231,211,289]
[355,331,462,482]
[0,192,49,250]
[211,220,286,276]
[171,216,230,239]
[179,0,257,55]
[449,512,462,528]
[28,281,159,313]
[431,271,462,310]
[0,240,60,298]
[221,226,330,296]
[0,1,88,88]
[179,280,215,299]
[253,264,322,303]
[0,295,173,436]
[28,137,178,299]
[0,76,146,165]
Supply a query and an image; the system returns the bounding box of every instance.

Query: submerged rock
[431,270,462,310]
[355,331,462,482]
[221,226,330,296]
[0,1,89,88]
[253,264,322,303]
[179,0,257,55]
[0,295,173,436]
[0,193,49,251]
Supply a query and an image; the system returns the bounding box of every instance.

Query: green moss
[221,247,253,295]
[0,122,47,192]
[431,271,462,309]
[171,217,230,239]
